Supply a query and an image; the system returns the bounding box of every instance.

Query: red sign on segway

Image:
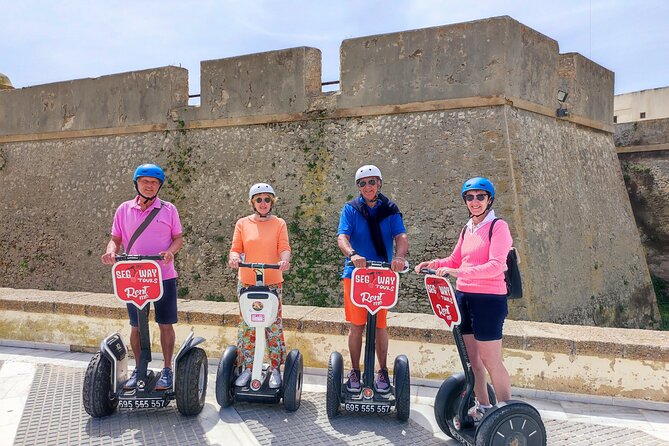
[424,275,460,330]
[112,260,163,309]
[350,267,400,314]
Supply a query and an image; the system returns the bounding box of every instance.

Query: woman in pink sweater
[415,177,512,420]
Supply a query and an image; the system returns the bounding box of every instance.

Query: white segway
[216,262,303,411]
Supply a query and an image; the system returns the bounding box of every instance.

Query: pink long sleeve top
[434,211,512,295]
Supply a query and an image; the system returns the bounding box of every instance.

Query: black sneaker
[375,368,390,393]
[346,369,361,392]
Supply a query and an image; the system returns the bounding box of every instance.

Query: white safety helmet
[249,183,276,199]
[355,165,382,183]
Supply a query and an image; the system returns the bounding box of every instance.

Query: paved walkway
[1,342,668,445]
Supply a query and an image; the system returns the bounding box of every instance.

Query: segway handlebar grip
[419,268,449,278]
[238,262,280,270]
[115,254,165,262]
[420,268,437,275]
[346,260,410,273]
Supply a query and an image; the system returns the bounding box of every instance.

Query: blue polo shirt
[337,197,407,279]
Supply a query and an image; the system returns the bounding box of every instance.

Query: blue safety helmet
[461,177,495,199]
[133,164,165,184]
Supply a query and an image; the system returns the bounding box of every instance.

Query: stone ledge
[2,287,667,401]
[2,287,667,362]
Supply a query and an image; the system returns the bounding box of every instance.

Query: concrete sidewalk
[1,342,668,445]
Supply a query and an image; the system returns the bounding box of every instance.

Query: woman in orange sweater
[228,183,291,389]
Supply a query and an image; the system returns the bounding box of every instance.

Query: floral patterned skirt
[236,282,287,370]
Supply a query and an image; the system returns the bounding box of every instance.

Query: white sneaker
[269,368,282,389]
[234,368,252,387]
[468,400,493,422]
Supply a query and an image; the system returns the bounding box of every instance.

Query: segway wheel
[475,401,546,446]
[216,345,239,408]
[326,351,343,418]
[82,351,118,418]
[434,373,497,438]
[393,355,411,422]
[282,349,303,412]
[175,347,208,416]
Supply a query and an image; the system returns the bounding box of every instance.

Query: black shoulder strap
[125,201,164,254]
[488,218,500,240]
[461,217,501,241]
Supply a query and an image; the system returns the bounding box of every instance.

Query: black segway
[326,260,411,421]
[216,262,303,411]
[83,254,208,417]
[419,268,546,446]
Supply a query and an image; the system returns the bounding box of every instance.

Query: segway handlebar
[115,254,164,262]
[346,260,410,274]
[239,262,281,270]
[418,268,450,278]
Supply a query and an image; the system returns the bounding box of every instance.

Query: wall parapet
[0,16,614,142]
[0,67,188,137]
[2,287,667,402]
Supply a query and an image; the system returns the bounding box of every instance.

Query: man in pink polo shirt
[101,163,183,391]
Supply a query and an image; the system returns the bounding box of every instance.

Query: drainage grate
[236,392,443,445]
[13,364,210,446]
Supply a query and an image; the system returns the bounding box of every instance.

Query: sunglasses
[357,179,377,187]
[255,197,272,204]
[464,193,489,202]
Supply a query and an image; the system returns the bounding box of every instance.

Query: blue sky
[1,0,667,97]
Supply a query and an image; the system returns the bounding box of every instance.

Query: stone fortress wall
[0,16,659,328]
[616,117,669,295]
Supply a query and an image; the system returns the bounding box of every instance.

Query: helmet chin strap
[468,198,494,219]
[361,183,381,203]
[135,182,162,204]
[255,206,273,218]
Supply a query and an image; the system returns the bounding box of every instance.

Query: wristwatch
[349,250,358,257]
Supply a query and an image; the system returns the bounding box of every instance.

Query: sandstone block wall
[0,16,659,328]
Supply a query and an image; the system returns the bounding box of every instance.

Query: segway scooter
[216,262,303,411]
[419,268,546,446]
[83,254,208,417]
[326,260,411,421]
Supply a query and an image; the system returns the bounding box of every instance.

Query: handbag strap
[125,201,164,254]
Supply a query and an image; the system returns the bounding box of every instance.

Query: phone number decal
[119,399,168,409]
[344,403,391,413]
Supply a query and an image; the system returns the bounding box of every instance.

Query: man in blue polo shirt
[337,164,409,393]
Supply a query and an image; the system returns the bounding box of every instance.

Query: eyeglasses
[357,179,377,187]
[464,193,489,202]
[255,197,272,204]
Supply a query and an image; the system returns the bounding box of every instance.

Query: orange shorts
[343,278,388,329]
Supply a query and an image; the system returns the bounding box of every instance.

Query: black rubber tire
[434,374,463,437]
[175,347,208,416]
[82,351,118,418]
[393,355,411,422]
[282,349,303,412]
[475,401,546,446]
[216,345,238,408]
[434,373,497,438]
[326,351,343,419]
